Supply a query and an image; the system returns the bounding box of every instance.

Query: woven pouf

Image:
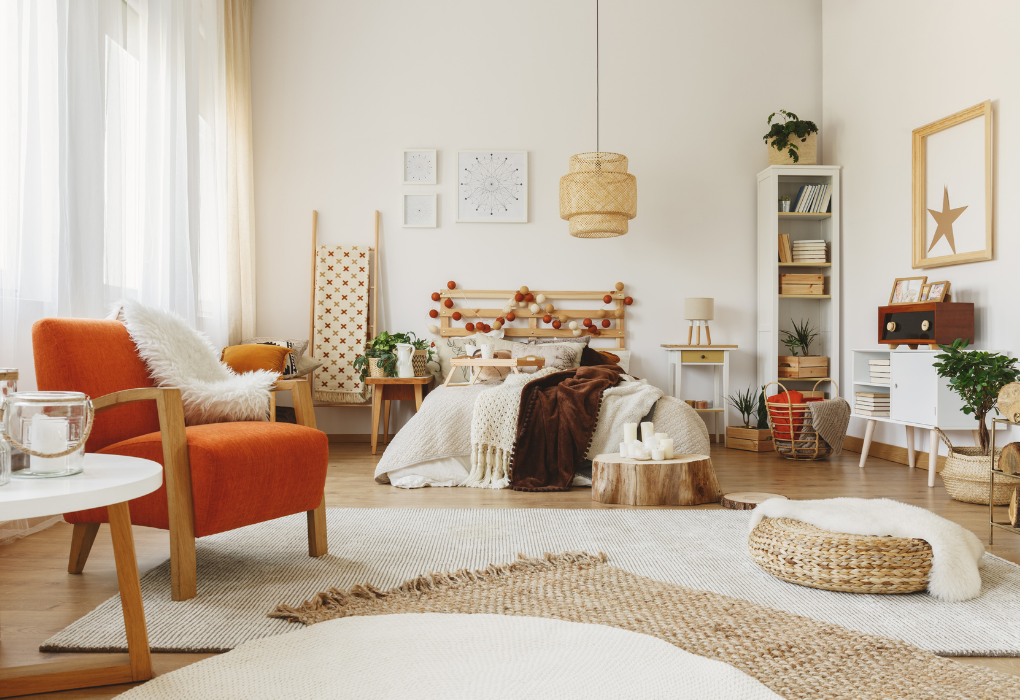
[749,517,933,595]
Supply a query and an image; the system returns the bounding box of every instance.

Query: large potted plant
[725,385,773,452]
[764,110,818,165]
[778,319,828,379]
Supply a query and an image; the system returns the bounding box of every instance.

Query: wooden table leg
[107,501,152,682]
[905,425,916,468]
[370,386,383,455]
[382,400,391,445]
[414,384,424,411]
[858,419,876,468]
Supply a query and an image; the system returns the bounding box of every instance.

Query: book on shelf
[856,399,891,407]
[778,234,792,263]
[870,370,891,377]
[856,391,888,398]
[790,185,830,214]
[868,359,890,366]
[856,409,890,417]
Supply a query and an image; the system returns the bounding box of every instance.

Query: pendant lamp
[559,0,637,238]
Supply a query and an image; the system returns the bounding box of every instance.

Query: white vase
[395,343,414,378]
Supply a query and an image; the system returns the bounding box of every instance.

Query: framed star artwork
[403,193,437,228]
[457,150,528,223]
[912,100,992,269]
[403,149,437,185]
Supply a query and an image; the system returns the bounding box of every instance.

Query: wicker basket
[412,350,429,377]
[367,358,386,378]
[934,428,1010,505]
[749,517,932,594]
[763,380,838,460]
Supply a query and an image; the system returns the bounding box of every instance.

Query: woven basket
[763,380,838,460]
[768,131,817,165]
[934,428,1010,505]
[367,358,386,378]
[749,517,932,594]
[412,350,429,377]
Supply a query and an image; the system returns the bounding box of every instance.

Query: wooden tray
[443,355,545,387]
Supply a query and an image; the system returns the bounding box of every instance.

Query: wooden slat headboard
[439,288,628,349]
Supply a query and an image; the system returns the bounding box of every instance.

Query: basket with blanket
[763,380,850,461]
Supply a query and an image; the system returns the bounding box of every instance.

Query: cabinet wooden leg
[859,420,876,468]
[905,425,915,469]
[928,429,939,488]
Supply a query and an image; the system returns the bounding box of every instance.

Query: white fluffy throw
[113,300,278,425]
[749,497,985,602]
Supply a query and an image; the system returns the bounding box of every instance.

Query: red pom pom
[465,322,475,332]
[452,312,462,321]
[552,320,561,329]
[480,323,490,333]
[582,317,592,327]
[514,293,524,302]
[443,298,453,308]
[603,294,612,304]
[496,316,505,324]
[592,329,601,336]
[601,319,610,328]
[506,312,516,322]
[524,293,534,302]
[543,314,552,323]
[429,309,439,318]
[624,296,633,305]
[431,292,441,302]
[447,281,456,290]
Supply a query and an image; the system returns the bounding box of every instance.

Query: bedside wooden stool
[366,376,435,455]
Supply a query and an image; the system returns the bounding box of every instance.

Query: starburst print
[460,154,523,215]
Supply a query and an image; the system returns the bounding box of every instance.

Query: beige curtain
[224,0,257,345]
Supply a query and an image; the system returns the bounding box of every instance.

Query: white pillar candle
[623,423,638,444]
[628,441,643,458]
[644,434,659,449]
[30,414,68,473]
[655,432,669,442]
[651,448,665,460]
[619,442,629,458]
[660,438,675,459]
[640,422,655,443]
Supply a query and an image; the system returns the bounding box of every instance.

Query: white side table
[662,345,737,443]
[0,454,162,698]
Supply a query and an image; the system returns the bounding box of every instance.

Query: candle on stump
[623,423,638,444]
[651,448,665,460]
[619,442,628,458]
[30,414,68,473]
[660,438,675,459]
[640,422,654,443]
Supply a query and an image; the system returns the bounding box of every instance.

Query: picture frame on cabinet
[403,149,437,185]
[889,276,927,305]
[403,193,437,228]
[925,280,951,302]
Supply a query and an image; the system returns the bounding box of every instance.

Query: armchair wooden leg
[68,523,101,574]
[307,494,328,557]
[169,529,197,601]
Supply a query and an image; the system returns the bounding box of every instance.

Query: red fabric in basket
[767,390,822,440]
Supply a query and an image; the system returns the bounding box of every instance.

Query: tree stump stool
[591,453,721,506]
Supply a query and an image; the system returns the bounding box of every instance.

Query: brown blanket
[510,365,625,492]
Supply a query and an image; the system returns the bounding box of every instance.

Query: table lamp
[684,298,714,346]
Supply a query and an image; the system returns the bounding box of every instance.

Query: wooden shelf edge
[778,262,831,267]
[778,294,832,298]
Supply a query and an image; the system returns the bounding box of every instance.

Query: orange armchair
[32,318,329,601]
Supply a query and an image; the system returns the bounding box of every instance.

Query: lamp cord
[596,0,599,154]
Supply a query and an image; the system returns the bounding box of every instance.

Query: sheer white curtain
[0,0,229,540]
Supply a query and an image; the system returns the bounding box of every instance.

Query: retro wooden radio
[878,302,974,349]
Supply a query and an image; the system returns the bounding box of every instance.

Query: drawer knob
[921,320,930,331]
[701,354,706,359]
[886,321,897,332]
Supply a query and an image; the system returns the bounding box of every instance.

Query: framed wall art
[403,193,437,228]
[457,150,528,223]
[403,149,437,185]
[912,100,992,269]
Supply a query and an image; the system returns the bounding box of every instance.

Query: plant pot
[412,349,429,377]
[368,358,386,378]
[779,200,791,212]
[768,131,817,166]
[726,427,773,453]
[778,356,828,379]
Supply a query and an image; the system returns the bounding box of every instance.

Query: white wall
[823,0,1020,453]
[251,0,823,433]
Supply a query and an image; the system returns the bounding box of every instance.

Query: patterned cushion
[510,341,585,373]
[243,336,323,379]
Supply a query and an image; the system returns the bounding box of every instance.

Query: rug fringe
[269,551,608,625]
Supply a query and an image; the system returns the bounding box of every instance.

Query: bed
[374,286,711,489]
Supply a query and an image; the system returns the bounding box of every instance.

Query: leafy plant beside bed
[763,110,818,164]
[354,331,435,381]
[780,318,818,357]
[933,338,1020,454]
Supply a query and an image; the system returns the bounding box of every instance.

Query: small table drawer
[681,350,724,363]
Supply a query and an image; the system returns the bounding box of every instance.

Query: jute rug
[267,553,1020,700]
[115,613,782,699]
[42,508,1020,656]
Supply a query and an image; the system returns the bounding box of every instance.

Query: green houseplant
[354,331,434,381]
[763,110,818,164]
[725,385,772,451]
[933,339,1020,454]
[780,318,818,357]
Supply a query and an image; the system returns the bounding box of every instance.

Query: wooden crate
[778,355,829,378]
[780,273,824,295]
[725,427,774,452]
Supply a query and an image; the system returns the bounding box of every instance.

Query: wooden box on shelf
[778,355,829,378]
[726,427,774,452]
[779,273,824,295]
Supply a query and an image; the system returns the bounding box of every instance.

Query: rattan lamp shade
[559,152,637,238]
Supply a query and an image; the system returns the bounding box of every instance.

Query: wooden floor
[2,443,1019,698]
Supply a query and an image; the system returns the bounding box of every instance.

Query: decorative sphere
[552,320,561,329]
[428,324,439,334]
[624,296,633,305]
[543,314,552,323]
[515,293,524,302]
[614,309,624,318]
[615,282,624,291]
[582,317,592,327]
[492,321,502,330]
[596,309,606,318]
[447,281,456,290]
[506,312,516,322]
[465,322,475,332]
[452,312,462,321]
[544,303,554,313]
[524,293,534,302]
[535,294,546,303]
[601,319,610,328]
[443,298,453,308]
[496,316,505,324]
[572,329,582,337]
[429,309,439,318]
[519,285,529,294]
[518,301,527,308]
[558,314,569,322]
[603,294,612,304]
[431,292,441,302]
[530,303,540,314]
[568,321,578,330]
[481,323,490,332]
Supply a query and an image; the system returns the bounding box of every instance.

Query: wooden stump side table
[0,454,162,698]
[365,376,435,455]
[591,453,721,506]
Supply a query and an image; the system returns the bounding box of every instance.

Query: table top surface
[592,453,711,465]
[0,454,162,520]
[365,376,435,385]
[661,345,738,349]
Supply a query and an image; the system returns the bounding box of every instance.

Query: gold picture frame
[912,100,993,269]
[889,276,927,305]
[925,280,951,302]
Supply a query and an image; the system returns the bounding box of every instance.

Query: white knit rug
[114,613,781,700]
[43,508,1020,657]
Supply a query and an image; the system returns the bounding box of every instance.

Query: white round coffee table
[0,453,162,697]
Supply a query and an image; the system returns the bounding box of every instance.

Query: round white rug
[117,613,780,699]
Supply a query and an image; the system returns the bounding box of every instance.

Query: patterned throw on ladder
[312,245,372,404]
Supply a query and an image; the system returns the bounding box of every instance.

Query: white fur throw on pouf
[112,300,279,425]
[749,497,985,602]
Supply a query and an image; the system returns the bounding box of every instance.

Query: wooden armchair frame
[68,379,327,602]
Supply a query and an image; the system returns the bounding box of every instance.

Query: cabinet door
[890,353,937,427]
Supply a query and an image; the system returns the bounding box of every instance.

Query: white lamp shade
[684,298,714,321]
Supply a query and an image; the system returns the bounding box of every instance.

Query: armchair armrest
[270,378,318,430]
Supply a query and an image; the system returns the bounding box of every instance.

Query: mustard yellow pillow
[221,344,294,375]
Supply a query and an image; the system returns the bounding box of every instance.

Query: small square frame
[403,193,437,228]
[403,149,437,185]
[889,276,927,305]
[925,280,951,302]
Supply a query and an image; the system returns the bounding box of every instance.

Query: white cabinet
[889,353,939,426]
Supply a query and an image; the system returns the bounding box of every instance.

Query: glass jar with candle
[1,391,93,478]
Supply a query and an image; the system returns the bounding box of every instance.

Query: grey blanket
[809,398,852,455]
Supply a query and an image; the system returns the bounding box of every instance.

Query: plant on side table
[764,110,818,165]
[725,385,772,452]
[778,319,828,379]
[354,331,436,381]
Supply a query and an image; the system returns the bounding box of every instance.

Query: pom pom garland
[544,303,555,313]
[431,292,441,302]
[452,312,462,321]
[515,293,524,302]
[524,293,534,302]
[443,298,453,308]
[624,296,633,305]
[447,281,456,290]
[465,322,475,332]
[601,319,610,328]
[603,294,613,304]
[529,303,540,313]
[552,320,561,329]
[615,282,624,291]
[492,321,503,330]
[596,309,606,318]
[535,294,546,303]
[582,317,592,327]
[572,329,583,336]
[506,312,516,322]
[519,285,529,294]
[542,314,552,323]
[429,309,439,318]
[568,321,578,330]
[428,324,439,334]
[614,309,624,318]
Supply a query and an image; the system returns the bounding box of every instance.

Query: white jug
[395,343,415,378]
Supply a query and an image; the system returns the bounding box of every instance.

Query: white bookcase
[757,165,841,393]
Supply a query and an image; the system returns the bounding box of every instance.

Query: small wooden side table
[590,453,721,506]
[661,344,737,443]
[365,376,435,455]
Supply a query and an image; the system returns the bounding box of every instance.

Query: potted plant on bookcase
[725,386,773,452]
[778,319,828,379]
[764,110,818,165]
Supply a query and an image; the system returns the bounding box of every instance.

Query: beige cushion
[510,341,585,373]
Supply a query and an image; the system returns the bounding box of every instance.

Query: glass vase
[2,391,92,479]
